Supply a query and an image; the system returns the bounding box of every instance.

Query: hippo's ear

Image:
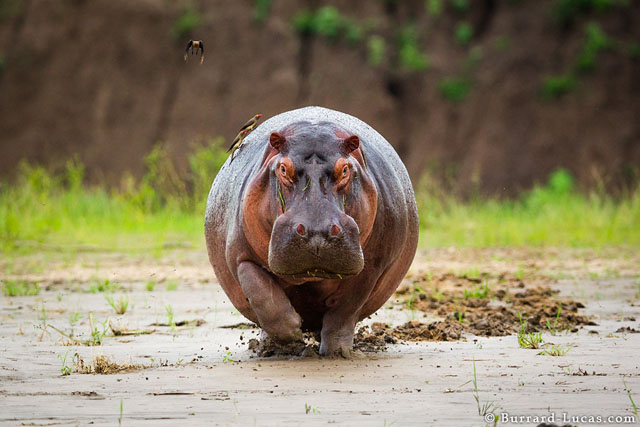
[270,132,286,151]
[342,135,360,154]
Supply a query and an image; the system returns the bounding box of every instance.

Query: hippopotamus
[205,106,418,357]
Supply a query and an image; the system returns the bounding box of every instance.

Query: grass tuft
[2,280,40,296]
[105,295,130,315]
[1,147,637,253]
[538,345,570,356]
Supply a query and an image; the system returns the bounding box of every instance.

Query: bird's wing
[185,40,193,52]
[227,141,237,152]
[238,118,255,132]
[227,133,242,152]
[199,41,204,54]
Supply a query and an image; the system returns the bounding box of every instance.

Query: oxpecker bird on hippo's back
[205,106,418,357]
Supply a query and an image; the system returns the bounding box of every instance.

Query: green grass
[0,144,638,254]
[438,76,471,102]
[455,22,473,46]
[367,35,386,67]
[517,312,544,349]
[253,0,271,23]
[0,139,226,253]
[463,280,490,299]
[541,74,577,99]
[518,331,543,349]
[58,351,72,376]
[105,295,130,315]
[88,279,120,293]
[417,169,640,247]
[2,280,40,296]
[396,25,428,71]
[538,345,570,356]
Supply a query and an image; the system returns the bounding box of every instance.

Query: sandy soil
[1,248,639,426]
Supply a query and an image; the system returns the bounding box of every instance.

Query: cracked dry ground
[1,248,639,425]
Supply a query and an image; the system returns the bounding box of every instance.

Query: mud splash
[392,272,596,341]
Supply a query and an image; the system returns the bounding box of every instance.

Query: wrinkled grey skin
[205,106,418,357]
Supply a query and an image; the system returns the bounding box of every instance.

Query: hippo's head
[242,121,378,282]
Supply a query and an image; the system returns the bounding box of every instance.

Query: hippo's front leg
[237,261,303,343]
[319,277,377,357]
[319,308,359,357]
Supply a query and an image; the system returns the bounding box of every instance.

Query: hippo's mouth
[278,268,356,281]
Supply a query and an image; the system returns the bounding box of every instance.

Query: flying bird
[227,114,264,161]
[184,40,204,64]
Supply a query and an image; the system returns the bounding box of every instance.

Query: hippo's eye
[280,165,287,176]
[342,165,349,177]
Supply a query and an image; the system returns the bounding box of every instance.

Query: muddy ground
[1,248,639,425]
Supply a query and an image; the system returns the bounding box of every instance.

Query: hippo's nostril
[330,224,341,237]
[296,223,306,236]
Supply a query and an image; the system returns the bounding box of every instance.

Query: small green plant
[541,74,576,99]
[575,22,610,72]
[450,0,469,13]
[166,281,178,291]
[455,22,473,46]
[105,295,130,315]
[367,35,386,67]
[545,306,562,335]
[292,10,316,35]
[2,280,40,296]
[623,378,639,418]
[171,4,202,41]
[88,279,119,293]
[539,345,570,356]
[58,351,72,376]
[304,403,320,414]
[344,21,364,45]
[471,360,499,417]
[253,0,271,23]
[396,25,428,71]
[464,280,490,299]
[88,313,108,346]
[438,77,470,102]
[518,331,543,349]
[145,281,156,291]
[426,0,443,16]
[165,305,176,329]
[407,285,426,309]
[222,351,235,363]
[118,398,124,426]
[38,302,48,324]
[517,312,543,349]
[68,312,81,327]
[314,6,343,41]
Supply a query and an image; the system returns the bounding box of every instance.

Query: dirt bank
[1,1,639,193]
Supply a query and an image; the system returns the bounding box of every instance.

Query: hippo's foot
[319,330,357,358]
